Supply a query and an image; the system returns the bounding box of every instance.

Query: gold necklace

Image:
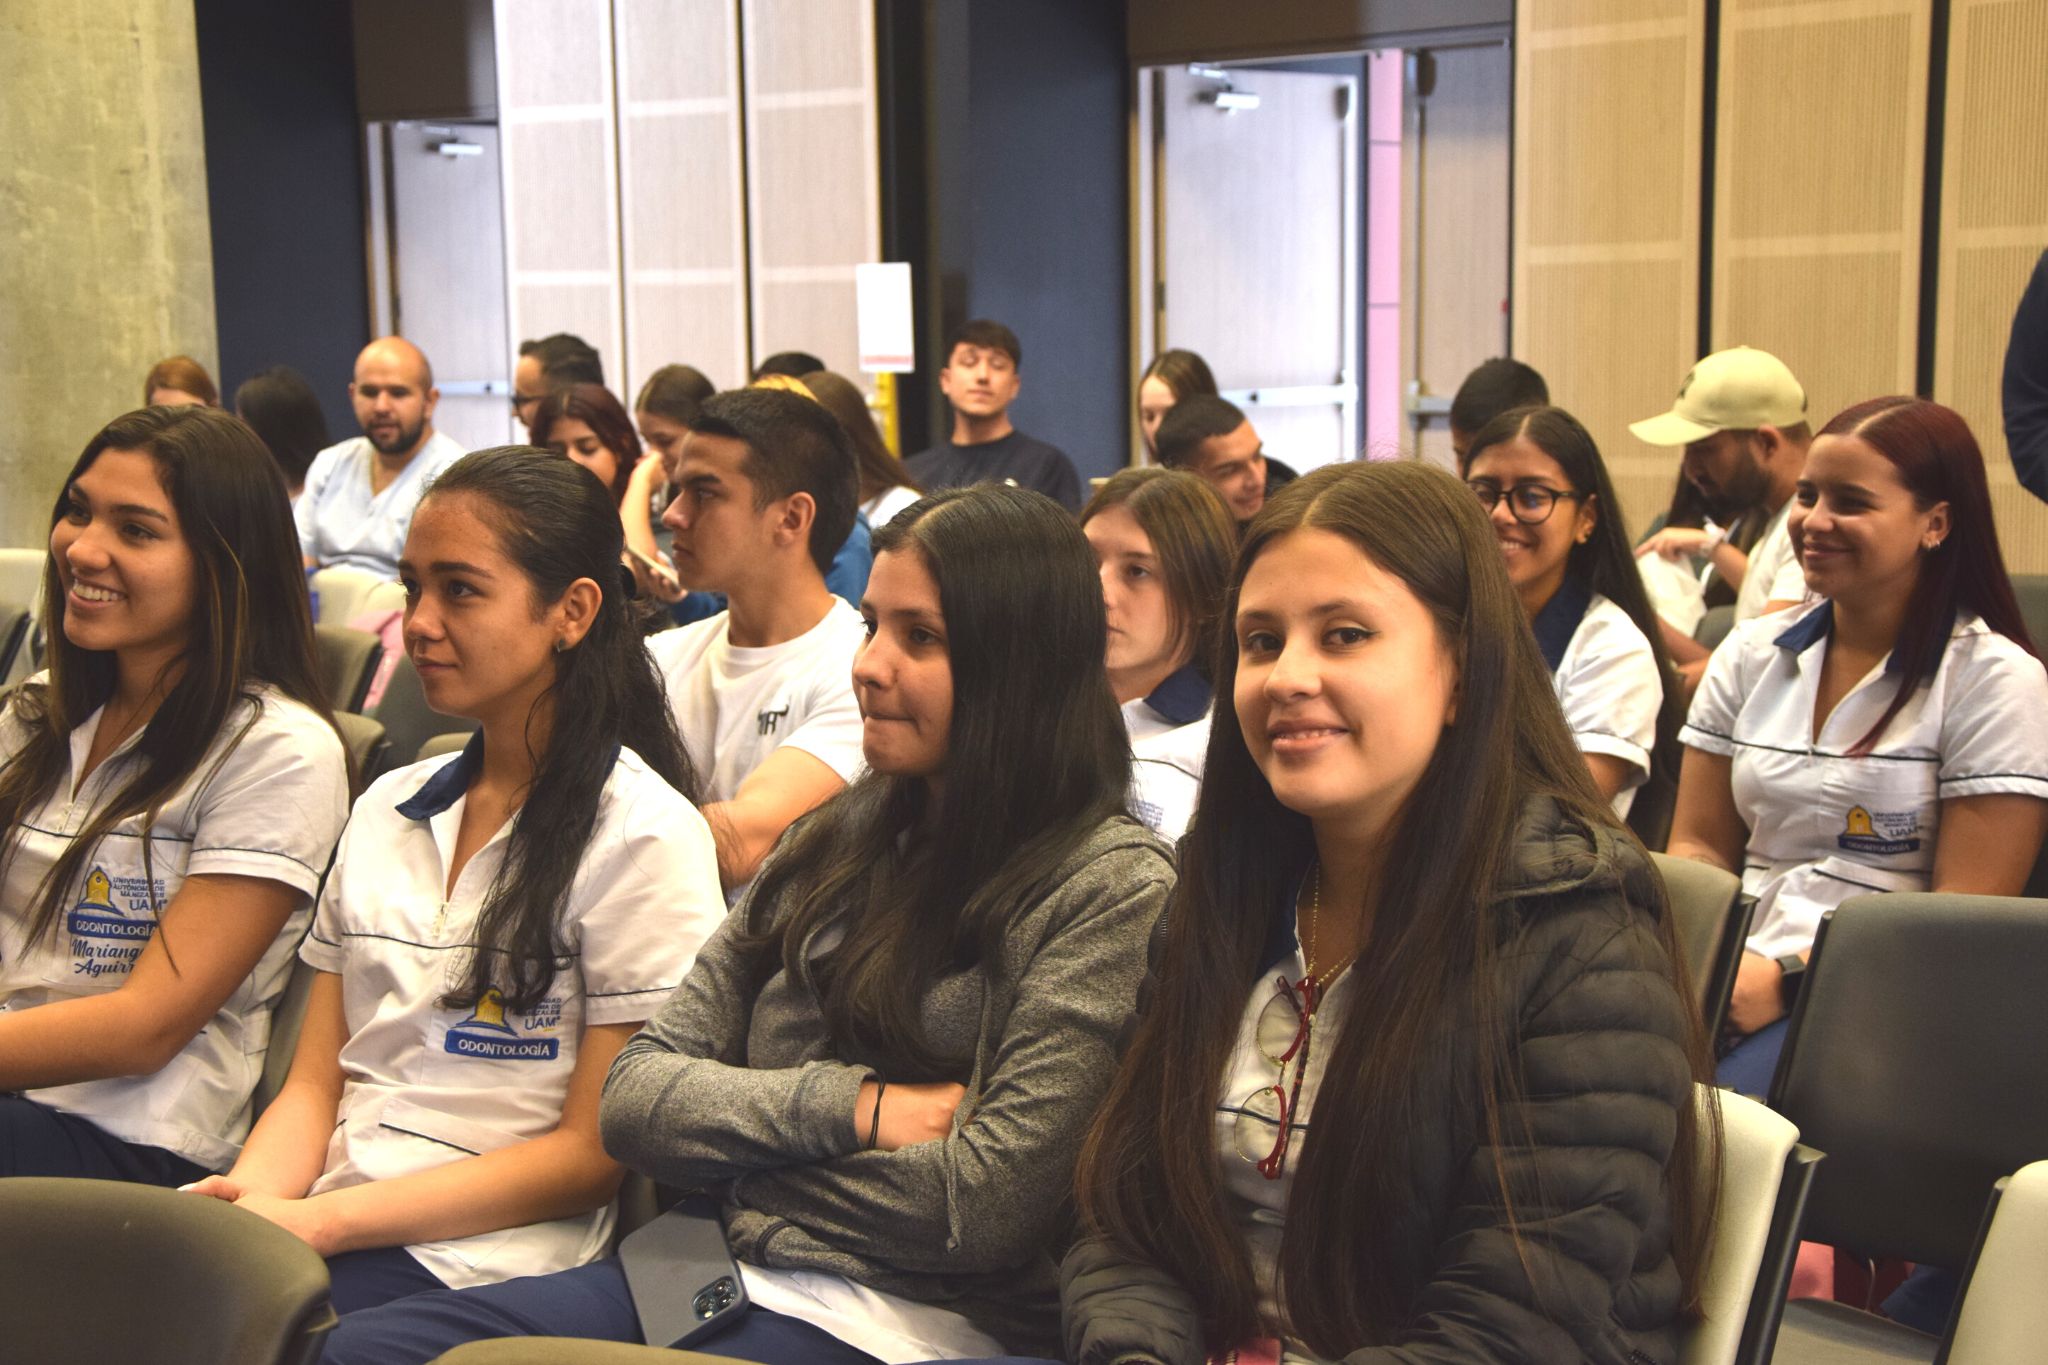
[1305,861,1357,995]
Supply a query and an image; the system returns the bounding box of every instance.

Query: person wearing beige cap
[1632,346,1813,688]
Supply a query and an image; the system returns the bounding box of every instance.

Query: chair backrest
[1649,853,1752,1038]
[1681,1089,1819,1365]
[362,578,410,616]
[371,652,475,770]
[418,730,472,763]
[0,1177,336,1365]
[1770,894,2048,1267]
[308,565,387,627]
[331,710,391,789]
[314,624,383,713]
[0,606,28,689]
[1695,603,1737,649]
[1940,1161,2048,1365]
[0,546,46,613]
[2008,574,2048,657]
[255,957,321,1118]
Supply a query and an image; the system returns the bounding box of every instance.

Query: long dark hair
[1817,397,2037,755]
[1140,348,1218,403]
[421,448,699,1013]
[743,485,1129,1074]
[0,406,335,950]
[1462,405,1686,807]
[1075,461,1714,1356]
[634,364,715,427]
[532,383,641,505]
[233,365,330,489]
[801,369,924,506]
[1080,467,1236,683]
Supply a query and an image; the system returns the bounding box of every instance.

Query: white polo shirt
[1122,664,1213,842]
[294,431,468,578]
[298,738,724,1290]
[0,681,349,1170]
[1734,500,1808,622]
[1533,583,1663,818]
[1681,602,2048,960]
[647,600,868,804]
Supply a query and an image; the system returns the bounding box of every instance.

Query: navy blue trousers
[1715,1016,1791,1097]
[319,1257,884,1365]
[0,1094,209,1185]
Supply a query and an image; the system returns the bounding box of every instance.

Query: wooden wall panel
[741,0,880,380]
[1711,0,1928,428]
[1934,0,2048,573]
[615,0,749,396]
[494,0,624,383]
[1513,3,1705,542]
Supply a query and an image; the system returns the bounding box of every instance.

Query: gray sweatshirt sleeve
[721,843,1174,1275]
[598,900,872,1184]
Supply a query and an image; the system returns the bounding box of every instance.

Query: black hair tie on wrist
[867,1079,888,1150]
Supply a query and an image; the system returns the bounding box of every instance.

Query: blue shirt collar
[396,731,484,819]
[1772,601,1955,677]
[1530,575,1594,674]
[1144,662,1213,727]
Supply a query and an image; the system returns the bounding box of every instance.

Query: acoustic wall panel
[1711,0,1929,428]
[1513,2,1706,539]
[494,0,624,385]
[1934,0,2048,572]
[615,0,749,397]
[742,0,881,378]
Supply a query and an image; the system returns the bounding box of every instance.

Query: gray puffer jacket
[601,814,1175,1358]
[1062,796,1698,1365]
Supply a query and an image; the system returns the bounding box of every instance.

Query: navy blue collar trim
[1531,576,1594,674]
[1144,663,1213,727]
[1773,601,1956,678]
[393,735,628,820]
[397,732,484,818]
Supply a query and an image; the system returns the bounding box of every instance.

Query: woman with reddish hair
[1670,396,2048,1095]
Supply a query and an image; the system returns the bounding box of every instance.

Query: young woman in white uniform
[314,484,1174,1365]
[1462,405,1681,821]
[1080,468,1238,841]
[0,405,349,1183]
[1671,396,2048,1096]
[185,448,727,1313]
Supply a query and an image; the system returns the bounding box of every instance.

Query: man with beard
[1631,345,1812,691]
[296,337,468,577]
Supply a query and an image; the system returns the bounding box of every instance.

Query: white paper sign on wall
[856,262,915,374]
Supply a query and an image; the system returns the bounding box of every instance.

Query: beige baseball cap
[1628,346,1808,446]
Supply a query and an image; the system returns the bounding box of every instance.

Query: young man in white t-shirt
[1630,345,1814,695]
[647,388,870,888]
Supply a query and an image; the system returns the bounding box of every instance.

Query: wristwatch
[1774,953,1807,1008]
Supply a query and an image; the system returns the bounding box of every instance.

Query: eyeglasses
[1231,973,1321,1181]
[510,392,546,414]
[1466,480,1584,526]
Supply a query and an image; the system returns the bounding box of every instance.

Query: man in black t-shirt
[905,319,1082,511]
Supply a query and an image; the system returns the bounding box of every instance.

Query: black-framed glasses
[510,391,545,414]
[1466,480,1584,526]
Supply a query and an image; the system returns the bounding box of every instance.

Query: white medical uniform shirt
[0,682,348,1169]
[861,484,922,531]
[1122,664,1213,842]
[1734,500,1808,622]
[298,739,725,1289]
[1681,603,2048,959]
[294,431,468,578]
[1533,583,1663,818]
[647,600,868,803]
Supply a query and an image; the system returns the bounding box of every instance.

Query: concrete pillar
[0,1,217,548]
